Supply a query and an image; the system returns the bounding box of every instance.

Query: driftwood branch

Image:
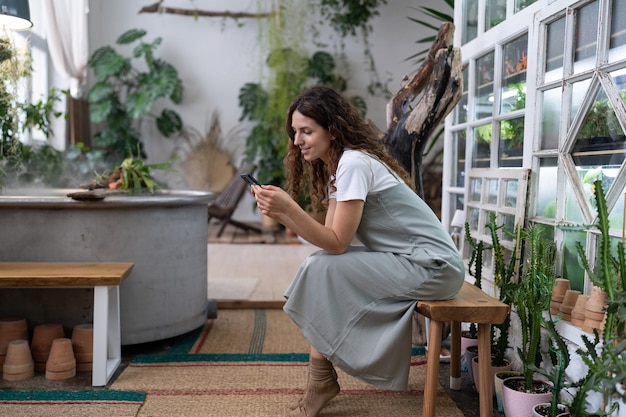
[384,22,463,198]
[139,0,274,19]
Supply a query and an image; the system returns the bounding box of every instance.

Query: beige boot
[288,357,340,417]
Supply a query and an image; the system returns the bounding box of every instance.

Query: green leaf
[86,82,113,103]
[309,51,335,81]
[88,99,113,123]
[116,28,147,45]
[238,83,268,122]
[156,109,183,137]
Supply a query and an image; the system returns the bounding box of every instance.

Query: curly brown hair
[284,86,412,211]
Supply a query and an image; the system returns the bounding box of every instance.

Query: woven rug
[109,309,465,417]
[0,389,145,417]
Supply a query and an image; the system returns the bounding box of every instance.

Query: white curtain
[42,0,88,98]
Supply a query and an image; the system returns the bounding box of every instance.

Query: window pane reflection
[452,130,467,188]
[537,158,557,219]
[515,0,537,13]
[502,35,528,114]
[499,118,524,167]
[473,124,492,168]
[573,87,626,173]
[545,16,565,83]
[463,0,478,44]
[486,0,506,31]
[476,52,495,119]
[504,180,518,208]
[609,0,626,59]
[487,179,498,205]
[541,87,561,149]
[455,66,469,124]
[571,78,592,122]
[470,178,482,202]
[574,1,598,74]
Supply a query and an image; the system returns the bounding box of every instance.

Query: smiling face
[291,110,334,164]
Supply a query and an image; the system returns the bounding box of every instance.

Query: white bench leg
[92,285,121,386]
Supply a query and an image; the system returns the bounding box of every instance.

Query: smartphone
[240,173,262,186]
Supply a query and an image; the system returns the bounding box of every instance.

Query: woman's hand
[251,185,295,223]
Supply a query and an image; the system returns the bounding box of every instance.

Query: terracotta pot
[559,290,580,318]
[31,324,65,372]
[471,356,511,394]
[550,300,562,315]
[45,338,76,380]
[502,377,553,417]
[0,317,28,367]
[2,339,34,381]
[586,286,608,312]
[71,324,93,372]
[551,278,570,303]
[495,370,522,413]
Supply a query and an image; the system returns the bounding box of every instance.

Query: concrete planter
[0,189,214,345]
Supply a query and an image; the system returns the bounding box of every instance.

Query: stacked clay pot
[0,317,29,368]
[550,278,570,315]
[71,324,93,372]
[2,339,34,381]
[570,295,589,327]
[559,290,580,321]
[45,338,76,380]
[583,286,607,335]
[31,324,65,372]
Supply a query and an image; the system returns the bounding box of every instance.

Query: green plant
[406,0,454,65]
[564,180,626,415]
[239,49,366,187]
[87,28,184,162]
[464,221,486,339]
[0,36,64,184]
[513,224,557,391]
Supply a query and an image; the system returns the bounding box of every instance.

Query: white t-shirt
[330,149,402,202]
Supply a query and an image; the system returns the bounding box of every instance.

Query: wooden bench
[416,281,509,417]
[0,262,134,386]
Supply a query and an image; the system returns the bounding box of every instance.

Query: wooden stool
[416,281,509,417]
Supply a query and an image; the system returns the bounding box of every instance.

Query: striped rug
[110,309,464,416]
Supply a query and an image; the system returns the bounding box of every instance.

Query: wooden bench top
[416,281,509,324]
[0,262,134,287]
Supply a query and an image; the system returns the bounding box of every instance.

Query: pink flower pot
[471,356,511,393]
[502,376,553,417]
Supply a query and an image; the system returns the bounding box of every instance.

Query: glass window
[562,229,586,292]
[564,177,585,224]
[473,124,492,168]
[541,87,562,150]
[504,180,518,208]
[455,66,469,124]
[499,118,524,167]
[572,87,626,186]
[536,158,557,219]
[485,0,506,31]
[571,78,592,122]
[487,178,499,205]
[452,130,467,188]
[475,52,495,119]
[501,35,528,114]
[545,16,566,83]
[470,177,483,202]
[463,0,478,44]
[573,0,599,74]
[515,0,537,13]
[609,0,626,59]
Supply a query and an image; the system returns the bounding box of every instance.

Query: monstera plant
[87,28,184,162]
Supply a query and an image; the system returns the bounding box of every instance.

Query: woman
[250,86,464,417]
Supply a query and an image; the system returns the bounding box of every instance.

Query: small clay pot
[551,278,570,303]
[586,286,608,313]
[3,339,34,381]
[71,324,93,372]
[31,324,65,372]
[559,290,580,318]
[0,317,28,367]
[45,338,76,380]
[550,300,562,315]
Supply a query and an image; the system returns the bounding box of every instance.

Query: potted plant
[462,221,484,376]
[563,179,626,416]
[502,224,556,417]
[87,28,185,162]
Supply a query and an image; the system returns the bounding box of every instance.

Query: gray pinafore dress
[283,175,465,391]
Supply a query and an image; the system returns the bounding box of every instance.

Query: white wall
[78,0,446,220]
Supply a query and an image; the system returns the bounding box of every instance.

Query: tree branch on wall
[384,22,463,198]
[139,0,274,19]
